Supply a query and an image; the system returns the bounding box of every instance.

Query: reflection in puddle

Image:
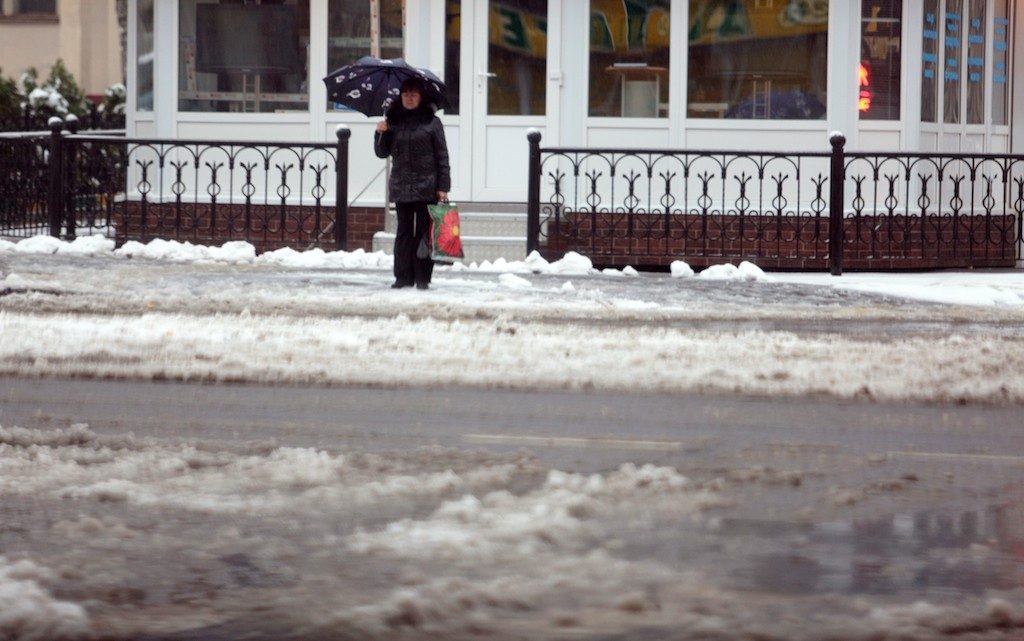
[722,501,1024,597]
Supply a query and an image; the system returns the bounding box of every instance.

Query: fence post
[47,117,64,238]
[334,125,351,251]
[828,132,846,276]
[526,129,542,256]
[64,115,80,240]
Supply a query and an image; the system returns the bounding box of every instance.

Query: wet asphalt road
[3,375,1023,605]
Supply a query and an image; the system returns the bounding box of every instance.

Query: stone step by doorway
[374,204,528,264]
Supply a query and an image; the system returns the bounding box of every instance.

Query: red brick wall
[113,201,385,254]
[542,212,1020,269]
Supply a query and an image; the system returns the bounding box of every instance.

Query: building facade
[128,0,1022,207]
[0,0,123,99]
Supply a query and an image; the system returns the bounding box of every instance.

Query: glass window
[943,0,963,124]
[445,1,461,115]
[687,0,828,120]
[178,0,310,113]
[588,0,670,118]
[966,0,985,124]
[992,0,1009,125]
[860,0,901,120]
[13,0,56,14]
[487,0,547,116]
[136,0,154,112]
[922,0,939,122]
[327,0,404,111]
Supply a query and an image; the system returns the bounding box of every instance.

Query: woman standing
[374,78,451,290]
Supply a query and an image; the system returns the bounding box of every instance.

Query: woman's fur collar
[386,102,436,125]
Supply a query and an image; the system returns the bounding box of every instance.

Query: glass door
[470,0,550,201]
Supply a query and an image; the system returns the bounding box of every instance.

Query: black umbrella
[323,56,450,116]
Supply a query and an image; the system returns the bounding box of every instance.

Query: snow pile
[115,238,257,263]
[58,235,116,256]
[699,261,772,282]
[255,246,393,270]
[348,463,701,559]
[0,556,89,641]
[497,273,532,289]
[670,260,694,278]
[672,260,772,282]
[12,235,65,254]
[450,251,600,276]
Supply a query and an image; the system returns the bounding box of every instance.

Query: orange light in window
[858,63,872,112]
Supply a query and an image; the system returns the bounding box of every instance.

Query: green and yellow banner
[688,0,828,46]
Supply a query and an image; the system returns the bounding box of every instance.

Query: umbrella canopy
[323,56,450,116]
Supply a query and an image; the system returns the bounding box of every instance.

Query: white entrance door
[466,0,553,202]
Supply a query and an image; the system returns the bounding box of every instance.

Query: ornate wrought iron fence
[0,131,51,237]
[842,151,1024,268]
[527,132,1023,272]
[20,121,353,251]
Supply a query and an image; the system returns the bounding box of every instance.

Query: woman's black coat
[373,104,451,204]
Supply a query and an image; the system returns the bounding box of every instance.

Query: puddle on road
[719,502,1024,597]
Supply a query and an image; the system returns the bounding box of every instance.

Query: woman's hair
[399,78,425,94]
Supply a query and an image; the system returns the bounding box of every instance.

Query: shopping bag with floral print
[427,201,464,262]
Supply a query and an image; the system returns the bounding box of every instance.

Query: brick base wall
[542,212,1020,269]
[112,201,386,253]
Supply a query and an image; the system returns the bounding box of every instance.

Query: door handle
[478,71,497,78]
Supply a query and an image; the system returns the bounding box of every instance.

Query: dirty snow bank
[2,311,1023,404]
[0,556,90,641]
[349,464,710,558]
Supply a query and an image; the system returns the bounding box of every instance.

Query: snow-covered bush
[19,60,88,120]
[0,60,126,130]
[100,83,126,116]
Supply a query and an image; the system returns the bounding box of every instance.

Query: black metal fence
[0,131,51,238]
[1,119,352,251]
[527,132,1024,272]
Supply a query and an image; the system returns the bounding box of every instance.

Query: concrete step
[373,232,528,264]
[384,211,527,236]
[457,211,527,237]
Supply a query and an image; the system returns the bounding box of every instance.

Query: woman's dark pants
[393,201,434,286]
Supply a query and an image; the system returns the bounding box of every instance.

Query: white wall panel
[684,128,830,152]
[176,122,310,142]
[857,130,901,151]
[586,126,670,149]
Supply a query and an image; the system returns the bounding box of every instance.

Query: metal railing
[527,132,1024,273]
[1,119,354,251]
